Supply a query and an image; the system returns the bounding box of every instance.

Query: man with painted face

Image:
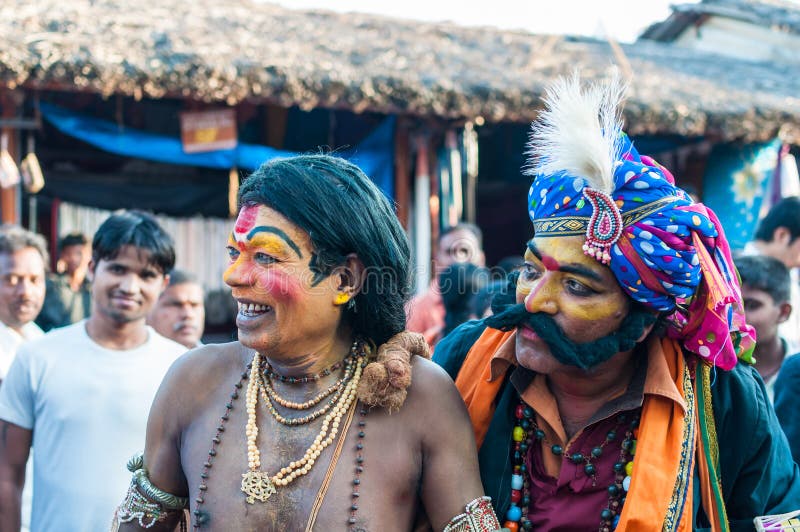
[112,155,500,531]
[434,76,800,531]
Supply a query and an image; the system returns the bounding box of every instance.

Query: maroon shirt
[509,355,647,531]
[526,411,638,531]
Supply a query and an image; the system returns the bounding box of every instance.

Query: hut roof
[2,0,799,142]
[642,0,800,41]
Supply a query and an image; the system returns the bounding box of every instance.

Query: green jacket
[434,320,800,532]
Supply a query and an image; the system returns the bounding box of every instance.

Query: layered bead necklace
[503,401,640,532]
[189,342,370,530]
[241,341,366,503]
[260,350,358,426]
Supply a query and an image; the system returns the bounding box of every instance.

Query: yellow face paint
[246,233,292,256]
[517,235,629,323]
[224,232,296,283]
[223,234,242,282]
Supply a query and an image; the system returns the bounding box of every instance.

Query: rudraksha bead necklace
[349,407,368,530]
[190,344,371,529]
[191,363,251,529]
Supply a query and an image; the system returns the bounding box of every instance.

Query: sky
[269,0,698,43]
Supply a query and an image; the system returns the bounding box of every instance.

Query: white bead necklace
[241,345,366,504]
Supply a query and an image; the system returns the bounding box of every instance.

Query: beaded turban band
[524,74,754,370]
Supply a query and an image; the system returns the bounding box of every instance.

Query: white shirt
[0,321,185,532]
[0,319,43,532]
[0,321,43,380]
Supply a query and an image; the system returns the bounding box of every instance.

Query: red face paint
[541,255,560,271]
[252,269,302,301]
[235,205,259,234]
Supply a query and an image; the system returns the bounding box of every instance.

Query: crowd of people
[0,75,799,531]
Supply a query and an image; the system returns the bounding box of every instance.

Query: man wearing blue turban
[435,74,800,531]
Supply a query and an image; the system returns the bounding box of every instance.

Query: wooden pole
[413,135,432,292]
[393,117,410,228]
[0,90,22,224]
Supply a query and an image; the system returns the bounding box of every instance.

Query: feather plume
[524,72,626,194]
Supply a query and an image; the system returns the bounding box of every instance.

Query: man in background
[35,232,91,332]
[0,226,47,382]
[735,254,793,400]
[0,211,185,532]
[0,225,48,532]
[147,269,205,349]
[407,223,485,346]
[743,197,800,350]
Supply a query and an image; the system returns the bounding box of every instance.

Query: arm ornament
[110,452,188,531]
[443,496,503,532]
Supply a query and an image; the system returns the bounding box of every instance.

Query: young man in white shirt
[0,211,186,532]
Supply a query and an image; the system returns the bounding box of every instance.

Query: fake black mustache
[485,280,656,370]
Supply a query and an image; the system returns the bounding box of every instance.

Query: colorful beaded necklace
[503,401,639,532]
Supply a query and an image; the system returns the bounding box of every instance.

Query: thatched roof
[2,0,799,142]
[642,0,800,41]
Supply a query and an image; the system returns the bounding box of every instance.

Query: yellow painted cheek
[564,298,625,322]
[516,284,531,304]
[522,278,559,313]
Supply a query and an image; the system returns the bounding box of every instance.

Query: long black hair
[238,155,411,345]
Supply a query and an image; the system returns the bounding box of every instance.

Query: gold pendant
[241,470,277,503]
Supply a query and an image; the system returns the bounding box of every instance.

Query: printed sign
[180,109,237,153]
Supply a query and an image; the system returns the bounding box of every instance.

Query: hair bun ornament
[357,331,430,413]
[582,188,623,265]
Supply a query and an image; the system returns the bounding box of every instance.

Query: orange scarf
[454,328,514,447]
[454,330,721,531]
[616,337,695,530]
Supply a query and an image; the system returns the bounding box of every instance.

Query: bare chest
[180,392,422,532]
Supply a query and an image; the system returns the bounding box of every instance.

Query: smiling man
[147,269,205,349]
[434,75,800,530]
[111,155,499,532]
[0,226,48,383]
[0,211,185,532]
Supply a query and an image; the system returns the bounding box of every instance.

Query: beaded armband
[443,496,502,532]
[111,452,189,531]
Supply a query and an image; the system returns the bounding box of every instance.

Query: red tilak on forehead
[540,255,560,271]
[234,205,258,234]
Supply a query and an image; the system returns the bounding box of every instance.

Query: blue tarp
[40,102,395,197]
